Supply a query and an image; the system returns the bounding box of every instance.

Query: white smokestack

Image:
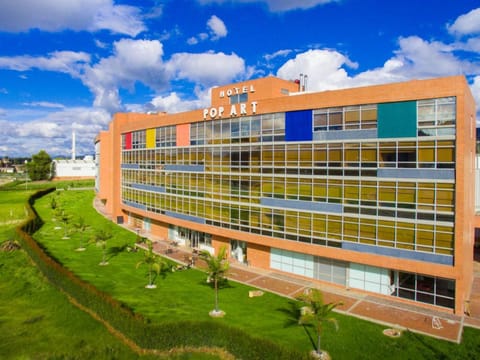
[72,130,76,160]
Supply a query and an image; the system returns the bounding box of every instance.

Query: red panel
[125,132,132,150]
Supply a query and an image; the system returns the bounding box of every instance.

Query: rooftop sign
[203,101,258,120]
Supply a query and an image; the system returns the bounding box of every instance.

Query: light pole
[24,160,28,190]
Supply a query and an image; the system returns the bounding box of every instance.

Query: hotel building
[96,76,477,315]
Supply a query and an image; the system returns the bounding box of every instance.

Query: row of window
[122,97,456,149]
[122,168,454,215]
[271,249,455,308]
[122,188,454,255]
[122,139,455,170]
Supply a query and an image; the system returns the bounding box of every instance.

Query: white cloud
[276,33,480,120]
[277,49,357,91]
[167,52,245,86]
[188,15,228,45]
[0,51,90,76]
[92,3,146,36]
[0,107,110,157]
[264,49,293,61]
[207,15,228,40]
[0,36,249,115]
[278,34,479,92]
[22,102,66,109]
[81,39,168,112]
[187,37,199,45]
[197,0,337,12]
[148,92,208,113]
[447,8,480,36]
[0,0,145,36]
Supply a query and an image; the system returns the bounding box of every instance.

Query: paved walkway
[93,199,480,343]
[140,236,476,343]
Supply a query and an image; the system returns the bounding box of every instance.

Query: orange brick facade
[96,76,477,315]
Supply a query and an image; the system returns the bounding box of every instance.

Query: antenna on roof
[298,73,308,92]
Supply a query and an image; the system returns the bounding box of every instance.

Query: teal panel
[377,101,417,138]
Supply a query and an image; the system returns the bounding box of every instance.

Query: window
[418,97,456,136]
[230,93,248,104]
[313,104,377,132]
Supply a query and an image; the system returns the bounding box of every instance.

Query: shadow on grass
[105,243,131,262]
[406,330,449,360]
[198,277,234,290]
[277,300,317,352]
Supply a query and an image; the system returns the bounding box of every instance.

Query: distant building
[96,75,477,315]
[0,157,15,173]
[53,155,96,179]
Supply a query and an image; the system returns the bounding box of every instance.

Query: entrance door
[230,240,247,263]
[189,231,199,249]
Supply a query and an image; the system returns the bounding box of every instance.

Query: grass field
[28,188,480,359]
[0,182,221,360]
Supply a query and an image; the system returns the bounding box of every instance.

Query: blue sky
[0,0,479,157]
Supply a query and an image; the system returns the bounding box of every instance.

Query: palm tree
[92,228,112,266]
[297,288,342,358]
[136,240,170,288]
[199,246,229,316]
[73,216,88,251]
[60,210,70,239]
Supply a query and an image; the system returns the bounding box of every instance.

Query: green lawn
[0,183,221,360]
[29,188,480,359]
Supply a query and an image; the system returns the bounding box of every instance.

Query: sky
[0,0,480,158]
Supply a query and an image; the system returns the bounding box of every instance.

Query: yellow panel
[396,223,414,244]
[344,184,359,200]
[345,108,360,122]
[418,187,434,205]
[362,108,377,121]
[418,147,434,162]
[361,148,377,162]
[378,182,396,202]
[146,128,156,149]
[437,147,454,162]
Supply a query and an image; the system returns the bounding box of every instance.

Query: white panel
[349,278,364,290]
[364,281,380,293]
[349,264,365,281]
[364,267,381,283]
[270,251,281,263]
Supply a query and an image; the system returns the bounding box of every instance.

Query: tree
[91,228,112,266]
[297,288,342,358]
[26,150,52,181]
[136,240,170,288]
[199,246,229,317]
[73,216,88,251]
[60,210,70,239]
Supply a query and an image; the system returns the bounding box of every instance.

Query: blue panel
[164,211,206,224]
[121,163,139,169]
[285,110,312,141]
[131,183,166,193]
[123,200,146,210]
[313,129,377,141]
[342,242,453,265]
[377,168,455,180]
[163,164,205,172]
[261,198,343,214]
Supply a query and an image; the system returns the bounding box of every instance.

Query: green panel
[377,101,417,138]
